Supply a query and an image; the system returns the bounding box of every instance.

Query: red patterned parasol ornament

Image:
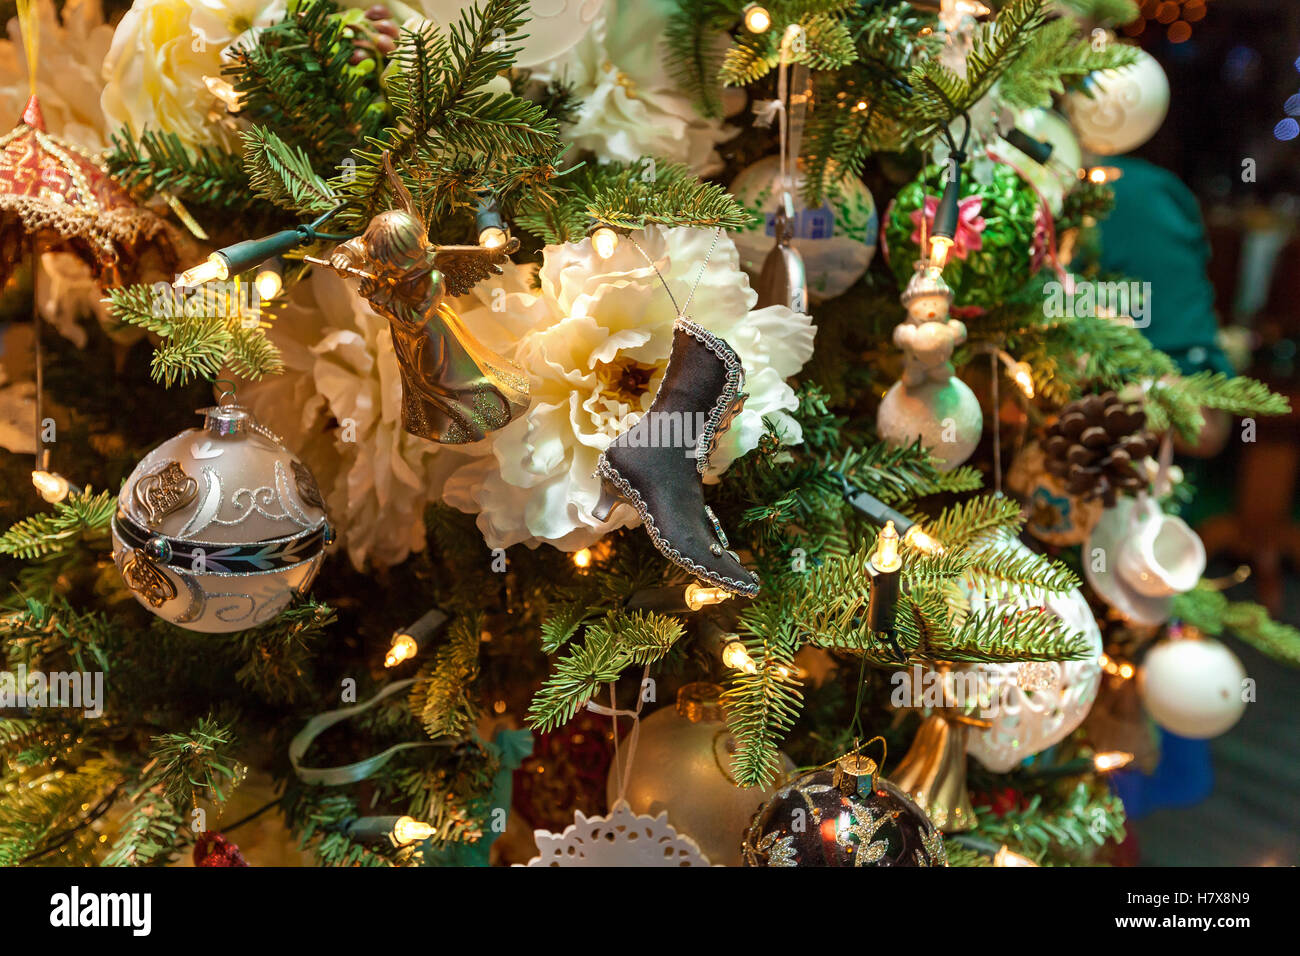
[0,1,179,288]
[0,93,180,287]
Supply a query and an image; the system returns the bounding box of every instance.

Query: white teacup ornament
[1117,496,1206,597]
[1085,494,1206,626]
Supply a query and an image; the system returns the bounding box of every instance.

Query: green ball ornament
[884,161,1044,314]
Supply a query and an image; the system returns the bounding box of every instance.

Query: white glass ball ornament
[421,0,605,68]
[954,536,1104,772]
[728,155,877,303]
[1138,630,1247,739]
[111,404,331,633]
[1063,50,1170,156]
[996,108,1082,215]
[876,376,982,472]
[606,683,791,867]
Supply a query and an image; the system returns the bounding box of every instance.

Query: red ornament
[0,95,179,286]
[192,831,249,867]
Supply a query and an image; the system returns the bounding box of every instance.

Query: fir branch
[996,17,1140,110]
[526,610,683,732]
[410,613,483,738]
[0,490,115,560]
[942,606,1095,662]
[105,128,250,210]
[1172,587,1300,669]
[1144,372,1290,441]
[241,126,339,214]
[973,782,1125,861]
[147,716,241,809]
[723,598,805,787]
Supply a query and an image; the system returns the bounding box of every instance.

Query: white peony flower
[527,0,735,176]
[100,0,287,150]
[0,0,114,152]
[441,226,815,551]
[239,271,463,570]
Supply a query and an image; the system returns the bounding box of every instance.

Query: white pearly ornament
[111,403,330,633]
[995,108,1082,215]
[877,262,982,471]
[1063,49,1170,156]
[522,801,714,866]
[1139,628,1248,739]
[728,155,877,302]
[956,536,1104,773]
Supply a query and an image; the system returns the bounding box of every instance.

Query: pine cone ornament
[193,832,249,867]
[1042,392,1157,506]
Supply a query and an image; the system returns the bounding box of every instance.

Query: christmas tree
[0,0,1294,870]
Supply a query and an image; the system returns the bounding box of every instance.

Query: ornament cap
[199,404,254,438]
[20,94,44,131]
[832,752,877,796]
[675,682,725,723]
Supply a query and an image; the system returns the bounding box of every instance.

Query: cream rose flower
[100,0,287,150]
[441,226,815,551]
[527,0,734,176]
[239,270,462,570]
[0,0,114,152]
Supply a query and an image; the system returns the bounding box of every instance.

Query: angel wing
[432,238,521,297]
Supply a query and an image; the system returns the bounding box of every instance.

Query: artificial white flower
[441,226,815,551]
[527,0,734,176]
[239,270,461,570]
[0,0,114,152]
[100,0,287,150]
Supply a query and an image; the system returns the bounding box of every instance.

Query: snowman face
[907,292,950,323]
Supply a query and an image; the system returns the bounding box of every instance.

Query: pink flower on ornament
[910,195,986,261]
[1030,206,1051,274]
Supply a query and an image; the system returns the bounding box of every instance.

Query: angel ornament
[322,179,529,444]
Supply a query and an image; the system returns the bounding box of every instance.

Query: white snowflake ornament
[523,802,714,867]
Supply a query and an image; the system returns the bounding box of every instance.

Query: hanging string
[626,226,723,320]
[586,663,652,806]
[990,349,1002,494]
[17,0,38,98]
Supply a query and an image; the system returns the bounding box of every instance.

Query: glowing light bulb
[385,633,418,668]
[993,845,1038,867]
[391,816,435,845]
[1118,662,1134,680]
[871,521,902,573]
[174,254,229,287]
[722,639,758,674]
[685,582,732,611]
[1010,361,1035,398]
[203,75,243,112]
[572,547,593,569]
[928,234,954,269]
[478,225,508,250]
[1093,751,1134,772]
[591,226,620,260]
[31,470,70,504]
[743,3,771,33]
[902,525,944,555]
[255,261,283,300]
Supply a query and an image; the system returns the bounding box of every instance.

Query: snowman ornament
[877,262,983,470]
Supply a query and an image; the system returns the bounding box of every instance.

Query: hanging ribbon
[289,679,455,786]
[775,27,811,205]
[585,663,652,806]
